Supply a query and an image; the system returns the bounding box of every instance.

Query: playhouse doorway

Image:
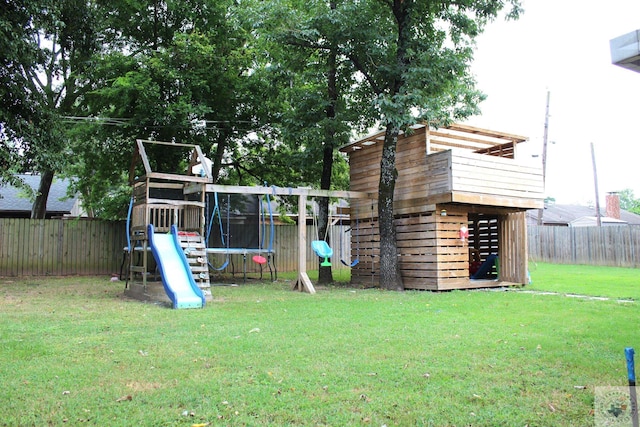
[468,213,500,280]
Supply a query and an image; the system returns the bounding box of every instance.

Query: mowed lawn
[0,263,637,426]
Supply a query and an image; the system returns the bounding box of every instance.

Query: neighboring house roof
[527,203,640,226]
[569,216,629,227]
[0,174,78,217]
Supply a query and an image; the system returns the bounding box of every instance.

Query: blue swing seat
[312,240,333,266]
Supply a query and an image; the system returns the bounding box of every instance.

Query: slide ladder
[177,231,211,298]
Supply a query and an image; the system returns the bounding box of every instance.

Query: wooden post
[591,142,602,227]
[538,90,550,225]
[294,194,315,294]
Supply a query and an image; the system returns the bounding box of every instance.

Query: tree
[618,189,640,215]
[323,0,521,290]
[247,0,372,283]
[65,0,269,218]
[0,0,102,218]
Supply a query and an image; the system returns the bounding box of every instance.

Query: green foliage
[66,0,268,216]
[2,0,522,223]
[618,189,640,214]
[0,0,104,216]
[241,0,371,191]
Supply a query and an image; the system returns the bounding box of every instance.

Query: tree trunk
[31,169,54,219]
[317,140,334,283]
[210,124,229,183]
[317,42,338,285]
[377,126,404,290]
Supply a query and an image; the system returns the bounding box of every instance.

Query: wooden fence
[2,219,639,278]
[0,218,127,277]
[0,219,353,277]
[206,223,354,276]
[528,225,640,268]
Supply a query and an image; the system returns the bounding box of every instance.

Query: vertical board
[350,218,380,287]
[499,211,528,284]
[0,219,127,277]
[528,225,640,268]
[433,208,470,290]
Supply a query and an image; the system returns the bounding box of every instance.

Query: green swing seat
[311,240,333,267]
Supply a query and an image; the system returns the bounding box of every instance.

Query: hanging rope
[340,209,360,267]
[310,198,333,266]
[207,192,230,271]
[253,193,268,265]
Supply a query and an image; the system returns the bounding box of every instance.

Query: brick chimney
[606,192,621,219]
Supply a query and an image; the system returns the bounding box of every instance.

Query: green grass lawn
[528,262,640,300]
[0,263,637,426]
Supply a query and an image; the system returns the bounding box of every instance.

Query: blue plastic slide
[147,224,205,309]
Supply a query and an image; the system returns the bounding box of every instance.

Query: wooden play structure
[198,184,373,294]
[340,123,544,290]
[125,121,543,303]
[125,140,212,304]
[123,139,373,303]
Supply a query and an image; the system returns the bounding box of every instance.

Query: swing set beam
[184,184,376,294]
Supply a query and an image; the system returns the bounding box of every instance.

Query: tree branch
[345,52,383,95]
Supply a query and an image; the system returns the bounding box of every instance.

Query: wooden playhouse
[340,123,544,290]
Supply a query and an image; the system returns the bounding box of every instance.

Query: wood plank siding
[341,123,544,290]
[425,150,544,209]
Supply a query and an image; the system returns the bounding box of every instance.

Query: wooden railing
[131,202,204,235]
[424,150,544,209]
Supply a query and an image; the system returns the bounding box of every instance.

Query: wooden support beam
[188,183,374,200]
[293,194,315,294]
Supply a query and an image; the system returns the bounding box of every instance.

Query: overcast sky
[465,0,640,205]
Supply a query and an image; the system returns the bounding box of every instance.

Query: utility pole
[591,142,602,227]
[537,90,550,225]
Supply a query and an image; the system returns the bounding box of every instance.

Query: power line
[60,116,259,131]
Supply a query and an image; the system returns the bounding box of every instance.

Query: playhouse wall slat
[394,131,430,216]
[350,218,380,286]
[450,192,539,210]
[394,209,469,290]
[348,143,382,221]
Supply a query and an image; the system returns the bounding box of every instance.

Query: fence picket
[1,219,638,277]
[528,225,640,268]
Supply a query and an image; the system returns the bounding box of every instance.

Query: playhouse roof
[130,139,212,185]
[341,123,528,155]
